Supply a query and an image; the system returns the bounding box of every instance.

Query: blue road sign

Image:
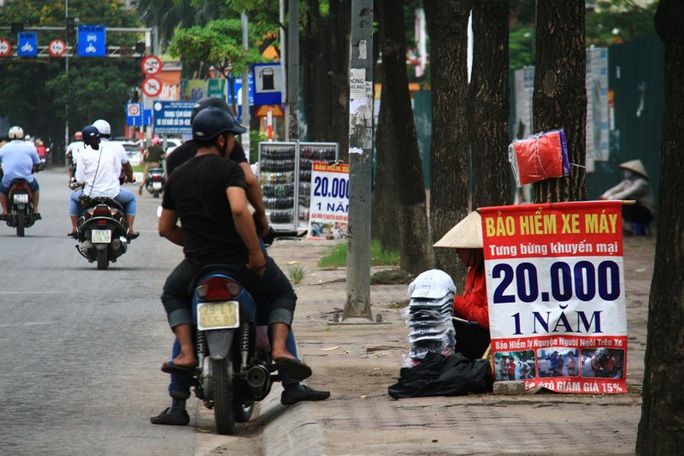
[77,25,106,57]
[152,101,194,135]
[17,32,38,57]
[252,63,282,106]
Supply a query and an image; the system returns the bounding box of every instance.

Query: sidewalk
[207,235,654,455]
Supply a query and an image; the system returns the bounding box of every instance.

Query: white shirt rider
[75,142,122,198]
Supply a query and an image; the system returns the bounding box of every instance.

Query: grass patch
[318,239,400,268]
[288,264,307,284]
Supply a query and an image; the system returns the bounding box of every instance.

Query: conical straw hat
[619,159,648,178]
[433,211,483,249]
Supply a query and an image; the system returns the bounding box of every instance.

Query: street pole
[241,12,251,156]
[286,0,299,141]
[343,0,374,322]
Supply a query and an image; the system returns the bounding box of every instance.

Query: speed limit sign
[48,39,67,57]
[0,39,11,57]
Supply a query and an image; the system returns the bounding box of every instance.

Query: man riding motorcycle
[68,125,137,239]
[0,126,42,222]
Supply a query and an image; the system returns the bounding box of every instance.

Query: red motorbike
[5,178,38,237]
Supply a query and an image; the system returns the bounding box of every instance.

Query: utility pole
[343,0,374,322]
[286,0,299,141]
[241,12,251,155]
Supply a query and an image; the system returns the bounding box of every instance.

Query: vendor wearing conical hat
[600,159,654,231]
[434,210,490,360]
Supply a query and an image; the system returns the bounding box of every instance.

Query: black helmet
[81,125,101,142]
[192,107,247,142]
[191,97,233,122]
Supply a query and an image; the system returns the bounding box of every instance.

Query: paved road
[0,168,223,455]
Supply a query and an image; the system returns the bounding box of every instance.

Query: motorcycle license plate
[197,301,240,330]
[91,229,112,243]
[152,182,162,190]
[13,194,29,204]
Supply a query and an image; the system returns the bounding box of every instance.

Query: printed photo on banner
[307,161,349,240]
[479,201,628,394]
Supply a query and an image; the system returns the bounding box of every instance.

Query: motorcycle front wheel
[212,358,236,435]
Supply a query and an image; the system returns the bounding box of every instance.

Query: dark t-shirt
[145,144,165,163]
[166,140,247,176]
[162,154,248,265]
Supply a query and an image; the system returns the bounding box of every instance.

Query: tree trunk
[636,1,684,453]
[300,0,351,160]
[373,0,432,274]
[469,0,511,208]
[424,0,472,280]
[532,0,586,203]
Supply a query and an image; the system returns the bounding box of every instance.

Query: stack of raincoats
[403,269,456,368]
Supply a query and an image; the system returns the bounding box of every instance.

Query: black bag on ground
[388,351,493,399]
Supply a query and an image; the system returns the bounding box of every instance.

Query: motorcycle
[5,178,38,237]
[144,166,166,198]
[184,228,303,435]
[74,196,130,270]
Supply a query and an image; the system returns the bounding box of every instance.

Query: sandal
[67,230,78,238]
[128,230,140,240]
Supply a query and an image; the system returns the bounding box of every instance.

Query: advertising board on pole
[480,201,627,394]
[306,162,349,240]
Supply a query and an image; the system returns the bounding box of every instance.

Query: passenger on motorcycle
[158,107,312,388]
[92,119,139,238]
[68,125,138,239]
[0,126,42,222]
[66,131,84,183]
[138,137,166,195]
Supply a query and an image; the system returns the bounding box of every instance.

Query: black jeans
[161,253,297,329]
[453,320,491,361]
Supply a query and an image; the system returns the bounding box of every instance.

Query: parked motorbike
[144,166,166,198]
[184,228,303,434]
[4,178,37,237]
[74,196,130,270]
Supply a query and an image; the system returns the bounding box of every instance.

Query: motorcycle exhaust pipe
[245,364,271,400]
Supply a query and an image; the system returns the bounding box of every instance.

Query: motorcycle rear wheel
[16,211,25,237]
[212,358,236,435]
[96,249,109,270]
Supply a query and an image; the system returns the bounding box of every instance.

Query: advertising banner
[480,201,627,394]
[307,162,349,240]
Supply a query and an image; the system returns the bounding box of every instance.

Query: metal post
[241,12,251,155]
[286,0,299,141]
[343,0,374,322]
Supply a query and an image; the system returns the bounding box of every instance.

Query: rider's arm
[122,161,135,183]
[227,186,265,275]
[240,162,269,237]
[159,208,184,246]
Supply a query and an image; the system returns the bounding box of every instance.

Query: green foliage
[508,0,657,70]
[169,19,267,79]
[317,239,400,269]
[0,0,142,142]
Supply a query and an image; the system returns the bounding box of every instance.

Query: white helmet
[8,126,24,140]
[93,119,111,135]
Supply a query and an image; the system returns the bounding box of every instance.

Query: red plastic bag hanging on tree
[508,129,570,186]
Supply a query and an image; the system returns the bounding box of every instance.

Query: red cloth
[453,267,489,329]
[511,130,565,185]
